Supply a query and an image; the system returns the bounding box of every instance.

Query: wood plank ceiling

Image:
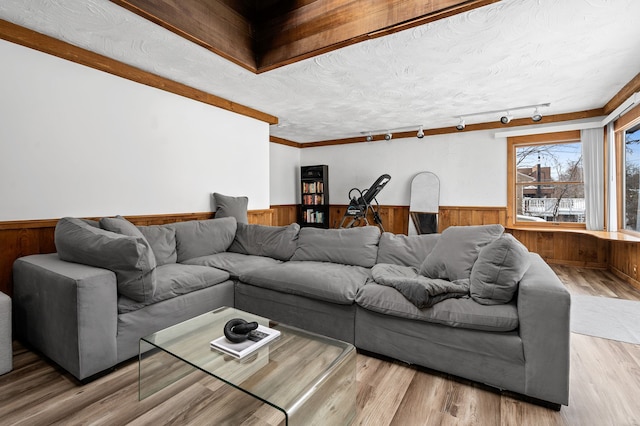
[110,0,500,73]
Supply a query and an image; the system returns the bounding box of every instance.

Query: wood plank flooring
[1,265,640,425]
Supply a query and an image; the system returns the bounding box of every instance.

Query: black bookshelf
[300,165,329,228]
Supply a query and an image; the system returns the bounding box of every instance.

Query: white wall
[269,143,300,205]
[0,40,270,221]
[298,130,507,207]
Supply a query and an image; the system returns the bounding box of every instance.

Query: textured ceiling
[2,0,640,143]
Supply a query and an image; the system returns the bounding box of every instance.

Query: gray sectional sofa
[12,216,570,408]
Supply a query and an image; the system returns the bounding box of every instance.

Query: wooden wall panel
[271,205,299,227]
[609,240,640,291]
[0,210,273,296]
[329,205,409,235]
[508,229,609,269]
[438,206,507,231]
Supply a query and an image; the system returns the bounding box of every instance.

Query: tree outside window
[508,131,585,227]
[623,124,640,231]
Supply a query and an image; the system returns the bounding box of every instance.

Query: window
[507,131,585,227]
[617,104,640,233]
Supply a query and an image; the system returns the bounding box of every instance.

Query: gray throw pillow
[291,226,381,267]
[419,224,504,281]
[171,217,237,262]
[470,233,530,305]
[228,222,300,261]
[213,193,249,224]
[376,232,440,268]
[99,215,145,239]
[55,217,157,302]
[138,225,177,266]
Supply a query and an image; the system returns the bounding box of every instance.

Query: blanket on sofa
[372,263,469,308]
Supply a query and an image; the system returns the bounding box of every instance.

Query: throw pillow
[419,224,504,281]
[470,233,530,305]
[213,193,249,224]
[55,217,157,302]
[228,222,300,261]
[291,226,381,268]
[376,232,440,268]
[99,215,145,239]
[138,225,177,266]
[100,214,161,269]
[171,217,238,262]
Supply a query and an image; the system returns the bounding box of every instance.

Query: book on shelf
[302,181,324,194]
[210,325,281,359]
[303,194,324,205]
[303,209,324,223]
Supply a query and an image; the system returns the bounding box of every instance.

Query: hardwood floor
[1,265,640,425]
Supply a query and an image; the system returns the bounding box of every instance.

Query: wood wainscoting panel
[329,205,409,235]
[508,229,609,269]
[609,240,640,291]
[270,205,299,227]
[0,210,273,296]
[438,206,507,231]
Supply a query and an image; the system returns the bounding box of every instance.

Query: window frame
[615,103,640,236]
[507,130,585,229]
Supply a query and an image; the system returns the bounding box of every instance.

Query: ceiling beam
[109,0,499,73]
[255,0,501,72]
[0,19,277,125]
[603,72,640,115]
[111,0,257,72]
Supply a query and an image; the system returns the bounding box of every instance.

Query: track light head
[365,132,373,142]
[531,107,542,122]
[384,132,392,141]
[455,118,465,131]
[500,112,512,124]
[416,126,424,139]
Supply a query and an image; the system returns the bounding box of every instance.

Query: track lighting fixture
[531,107,542,122]
[360,124,426,141]
[456,103,550,128]
[500,112,512,124]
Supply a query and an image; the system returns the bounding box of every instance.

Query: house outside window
[507,130,585,228]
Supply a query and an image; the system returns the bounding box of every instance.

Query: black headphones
[223,318,259,343]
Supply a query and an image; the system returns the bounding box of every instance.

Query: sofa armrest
[13,253,118,381]
[517,253,570,406]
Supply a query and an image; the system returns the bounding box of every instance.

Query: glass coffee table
[139,307,356,425]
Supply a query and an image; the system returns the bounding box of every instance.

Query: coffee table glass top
[139,307,356,424]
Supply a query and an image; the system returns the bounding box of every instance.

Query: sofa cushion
[228,222,300,261]
[291,226,381,267]
[356,282,519,332]
[470,233,530,305]
[213,193,249,224]
[117,263,230,314]
[183,252,283,279]
[137,225,177,266]
[55,217,157,302]
[240,261,371,304]
[99,215,145,239]
[420,224,504,281]
[171,217,237,263]
[376,232,440,268]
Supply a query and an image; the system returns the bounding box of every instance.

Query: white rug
[571,295,640,345]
